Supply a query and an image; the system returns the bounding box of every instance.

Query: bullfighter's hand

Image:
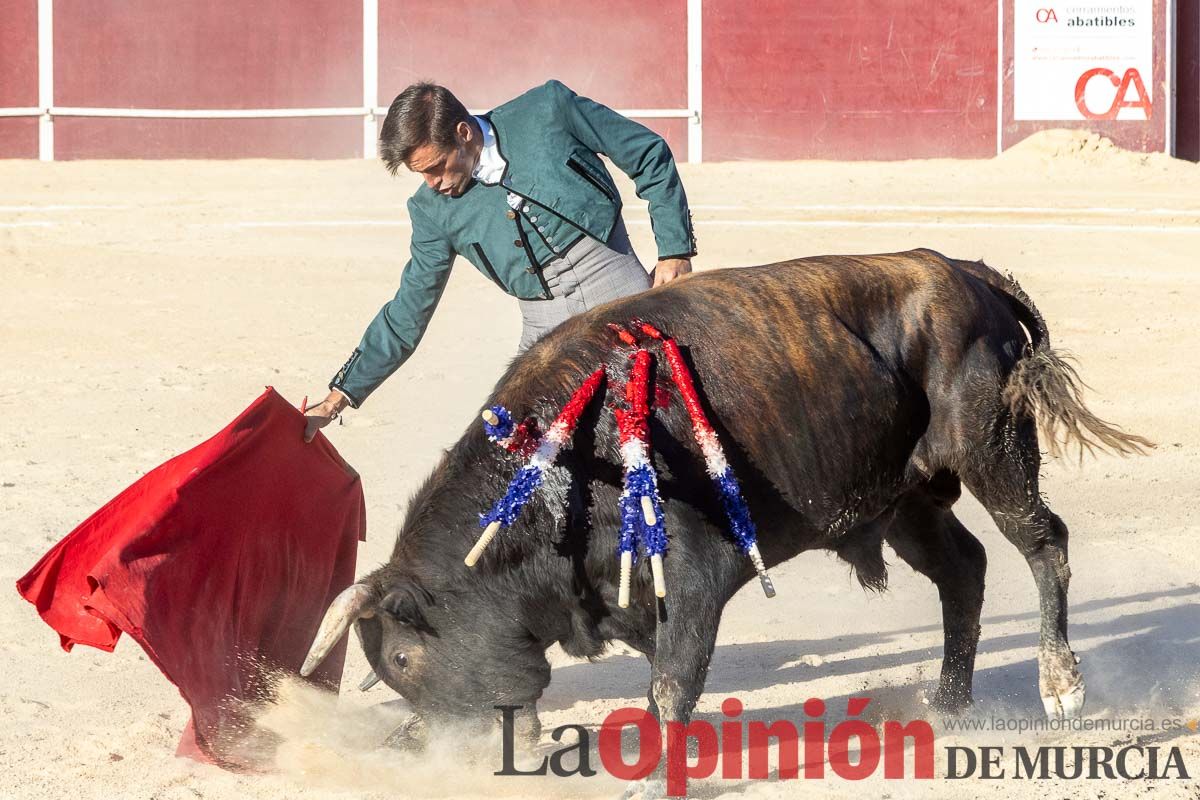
[304,390,351,442]
[651,257,692,288]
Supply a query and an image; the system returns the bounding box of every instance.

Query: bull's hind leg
[883,482,987,713]
[962,415,1085,719]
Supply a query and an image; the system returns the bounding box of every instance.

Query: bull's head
[300,573,551,745]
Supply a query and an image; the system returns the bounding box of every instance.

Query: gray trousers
[517,217,651,352]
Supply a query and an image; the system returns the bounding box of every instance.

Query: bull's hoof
[621,777,666,800]
[1040,648,1086,720]
[1041,680,1086,720]
[927,690,973,716]
[918,683,973,716]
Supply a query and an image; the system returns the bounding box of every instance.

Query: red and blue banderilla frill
[468,322,775,602]
[614,347,668,606]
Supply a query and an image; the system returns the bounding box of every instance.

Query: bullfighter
[304,80,696,440]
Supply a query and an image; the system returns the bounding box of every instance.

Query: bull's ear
[379,579,435,630]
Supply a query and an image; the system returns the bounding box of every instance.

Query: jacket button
[513,239,523,248]
[525,266,536,274]
[505,210,516,220]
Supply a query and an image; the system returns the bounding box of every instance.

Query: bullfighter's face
[405,120,479,198]
[354,576,551,730]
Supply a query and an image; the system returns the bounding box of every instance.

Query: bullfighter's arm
[328,198,455,408]
[548,79,697,261]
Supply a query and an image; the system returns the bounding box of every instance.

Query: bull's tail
[966,261,1154,460]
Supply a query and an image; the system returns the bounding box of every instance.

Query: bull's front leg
[622,588,722,800]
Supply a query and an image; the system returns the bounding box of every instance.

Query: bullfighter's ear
[379,579,435,630]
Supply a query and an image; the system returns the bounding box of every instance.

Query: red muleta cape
[16,387,365,765]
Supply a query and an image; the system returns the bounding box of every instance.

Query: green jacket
[329,79,696,407]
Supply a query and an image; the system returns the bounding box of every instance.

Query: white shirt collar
[471,115,506,186]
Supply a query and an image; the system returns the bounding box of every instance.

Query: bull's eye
[393,653,408,670]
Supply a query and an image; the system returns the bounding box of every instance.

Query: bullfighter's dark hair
[378,82,474,175]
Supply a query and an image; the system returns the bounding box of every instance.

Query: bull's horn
[359,669,381,691]
[300,583,375,677]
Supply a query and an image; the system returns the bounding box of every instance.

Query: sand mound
[1008,129,1124,162]
[998,129,1185,172]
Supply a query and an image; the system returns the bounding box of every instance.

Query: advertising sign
[1014,0,1154,120]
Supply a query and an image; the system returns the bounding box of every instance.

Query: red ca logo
[1036,8,1058,22]
[1074,67,1152,120]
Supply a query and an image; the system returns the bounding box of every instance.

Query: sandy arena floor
[2,131,1199,798]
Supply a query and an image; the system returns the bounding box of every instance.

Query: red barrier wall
[702,0,999,160]
[0,1,1186,161]
[52,0,363,159]
[377,0,689,159]
[0,0,39,158]
[1178,0,1200,161]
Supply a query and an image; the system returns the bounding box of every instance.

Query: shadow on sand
[545,584,1200,723]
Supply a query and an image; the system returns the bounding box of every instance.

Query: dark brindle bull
[303,248,1148,774]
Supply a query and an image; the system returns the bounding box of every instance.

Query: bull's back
[494,250,1018,531]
